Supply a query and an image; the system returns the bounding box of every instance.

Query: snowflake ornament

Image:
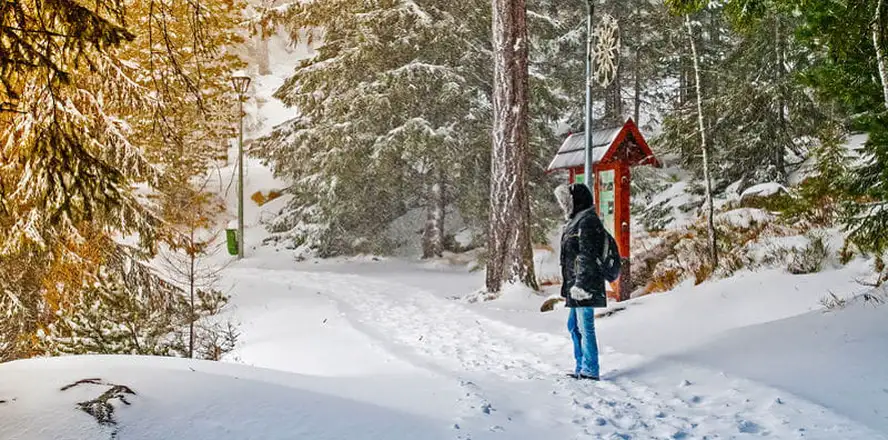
[592,13,620,88]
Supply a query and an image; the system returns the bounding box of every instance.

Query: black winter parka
[559,185,608,308]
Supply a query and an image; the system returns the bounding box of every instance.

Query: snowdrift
[0,356,451,440]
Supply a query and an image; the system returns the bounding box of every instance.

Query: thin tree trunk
[605,42,623,125]
[422,167,445,259]
[435,169,446,252]
[679,52,692,165]
[633,47,641,124]
[775,17,787,180]
[632,1,642,124]
[188,231,195,359]
[874,0,888,110]
[686,15,718,268]
[487,0,538,294]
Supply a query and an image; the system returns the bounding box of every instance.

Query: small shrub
[862,291,886,306]
[741,191,793,212]
[819,291,847,310]
[693,263,713,285]
[787,232,830,275]
[720,250,747,276]
[649,268,681,292]
[640,201,672,232]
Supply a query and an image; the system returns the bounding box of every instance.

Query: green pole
[237,96,245,260]
[584,0,595,192]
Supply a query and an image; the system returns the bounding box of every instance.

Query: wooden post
[617,164,632,301]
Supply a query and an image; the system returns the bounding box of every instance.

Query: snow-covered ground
[0,355,458,440]
[217,254,888,439]
[3,256,887,439]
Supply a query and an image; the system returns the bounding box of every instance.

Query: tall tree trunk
[633,46,641,124]
[188,231,195,359]
[422,167,445,259]
[874,0,888,110]
[632,0,642,124]
[487,0,539,294]
[605,63,623,125]
[686,15,718,268]
[775,17,787,180]
[604,29,623,126]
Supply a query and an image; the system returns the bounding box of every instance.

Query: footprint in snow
[737,419,764,434]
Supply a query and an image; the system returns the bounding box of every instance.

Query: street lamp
[231,72,251,260]
[584,0,595,192]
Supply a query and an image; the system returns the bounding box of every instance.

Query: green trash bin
[226,228,238,256]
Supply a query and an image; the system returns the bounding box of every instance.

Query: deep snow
[0,356,458,440]
[216,258,888,439]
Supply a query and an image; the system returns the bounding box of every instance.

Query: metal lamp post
[584,0,595,192]
[231,73,251,260]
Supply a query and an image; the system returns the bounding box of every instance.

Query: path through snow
[224,267,884,440]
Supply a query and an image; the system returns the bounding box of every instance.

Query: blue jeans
[567,307,599,377]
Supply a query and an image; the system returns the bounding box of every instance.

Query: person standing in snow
[554,183,613,381]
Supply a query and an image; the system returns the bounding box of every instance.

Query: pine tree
[156,177,230,359]
[783,124,850,227]
[705,4,828,185]
[39,240,237,359]
[780,0,888,253]
[1,0,245,360]
[255,0,492,257]
[0,1,134,111]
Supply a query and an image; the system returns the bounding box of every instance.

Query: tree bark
[605,33,623,126]
[188,230,195,359]
[874,0,888,110]
[686,15,718,268]
[632,0,642,124]
[633,46,641,124]
[775,17,787,180]
[422,167,445,259]
[486,0,539,294]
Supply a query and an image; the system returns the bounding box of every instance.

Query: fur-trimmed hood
[554,183,595,219]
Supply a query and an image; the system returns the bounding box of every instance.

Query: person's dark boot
[578,374,600,381]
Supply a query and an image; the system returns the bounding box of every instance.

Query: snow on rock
[453,228,474,248]
[740,182,789,200]
[715,207,774,229]
[0,356,452,440]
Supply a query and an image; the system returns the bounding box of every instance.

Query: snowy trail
[225,267,885,440]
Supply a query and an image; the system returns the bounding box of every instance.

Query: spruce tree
[256,0,492,256]
[712,5,828,185]
[784,0,888,253]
